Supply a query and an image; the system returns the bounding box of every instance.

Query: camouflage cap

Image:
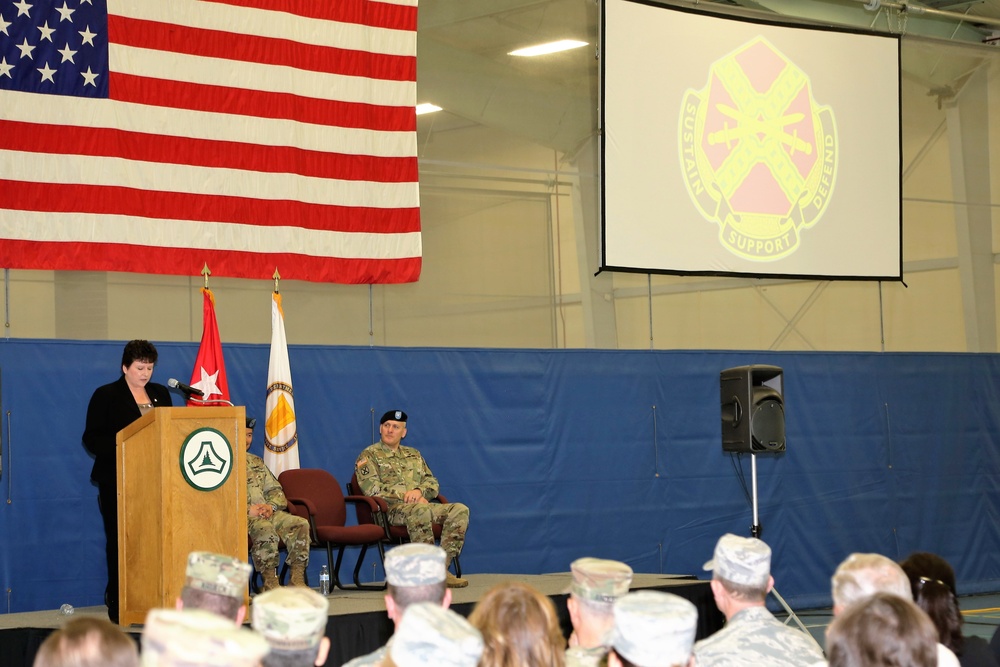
[610,591,698,667]
[185,551,252,599]
[389,602,483,667]
[703,533,771,588]
[252,587,329,651]
[569,557,634,603]
[141,608,270,667]
[386,544,447,587]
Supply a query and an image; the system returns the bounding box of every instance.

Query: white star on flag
[191,366,222,399]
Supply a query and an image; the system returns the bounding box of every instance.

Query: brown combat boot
[444,557,468,588]
[289,563,308,588]
[262,569,280,592]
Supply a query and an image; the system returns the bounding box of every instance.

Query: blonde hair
[469,582,566,667]
[33,617,138,667]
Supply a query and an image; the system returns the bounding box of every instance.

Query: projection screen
[600,0,902,280]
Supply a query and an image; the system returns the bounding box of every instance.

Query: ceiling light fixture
[415,103,443,115]
[508,39,588,57]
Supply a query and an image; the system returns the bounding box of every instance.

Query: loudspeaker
[720,365,785,453]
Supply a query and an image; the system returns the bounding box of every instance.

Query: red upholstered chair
[348,471,462,577]
[277,468,387,590]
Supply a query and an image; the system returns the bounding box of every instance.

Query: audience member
[355,410,470,588]
[387,601,483,667]
[900,552,998,667]
[33,617,138,667]
[252,587,330,667]
[140,607,269,667]
[246,417,310,591]
[826,592,938,667]
[607,590,698,667]
[564,557,634,667]
[470,581,567,667]
[342,543,451,667]
[178,551,251,623]
[693,533,823,667]
[827,552,959,667]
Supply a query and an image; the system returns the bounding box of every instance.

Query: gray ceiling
[415,0,1000,154]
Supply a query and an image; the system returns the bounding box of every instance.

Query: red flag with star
[189,287,230,406]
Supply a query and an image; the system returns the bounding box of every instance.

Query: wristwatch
[269,504,277,513]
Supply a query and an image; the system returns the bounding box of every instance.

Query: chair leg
[452,554,461,578]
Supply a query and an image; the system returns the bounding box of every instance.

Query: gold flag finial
[201,263,211,289]
[272,268,281,294]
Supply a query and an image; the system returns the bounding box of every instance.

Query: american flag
[0,0,421,284]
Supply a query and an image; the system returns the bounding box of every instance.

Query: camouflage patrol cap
[386,544,447,586]
[610,591,698,667]
[185,551,253,599]
[252,587,329,651]
[569,557,634,603]
[380,410,408,424]
[703,533,771,588]
[389,602,483,667]
[141,608,270,667]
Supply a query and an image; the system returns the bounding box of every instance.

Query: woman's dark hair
[827,592,937,667]
[899,552,963,655]
[121,340,158,369]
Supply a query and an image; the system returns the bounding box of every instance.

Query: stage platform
[0,572,721,667]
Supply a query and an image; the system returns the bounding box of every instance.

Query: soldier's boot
[262,569,280,592]
[289,563,308,588]
[444,557,468,588]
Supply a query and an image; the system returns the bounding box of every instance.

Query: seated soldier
[246,417,310,591]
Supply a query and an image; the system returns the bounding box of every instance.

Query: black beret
[380,410,408,425]
[246,417,257,429]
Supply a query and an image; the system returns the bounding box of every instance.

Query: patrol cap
[386,543,447,587]
[389,602,483,667]
[380,410,408,425]
[610,591,698,667]
[185,551,253,599]
[569,558,634,603]
[141,608,270,667]
[252,587,329,651]
[246,417,256,429]
[703,533,771,588]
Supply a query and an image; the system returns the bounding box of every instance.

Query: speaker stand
[748,454,822,650]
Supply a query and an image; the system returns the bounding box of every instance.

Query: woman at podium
[83,339,172,623]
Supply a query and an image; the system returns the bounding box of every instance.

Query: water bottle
[319,565,330,595]
[59,603,74,615]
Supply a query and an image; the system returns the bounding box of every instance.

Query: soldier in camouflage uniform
[389,601,483,667]
[693,533,824,667]
[179,551,252,623]
[141,607,270,667]
[343,543,452,667]
[246,417,310,591]
[607,590,698,667]
[564,558,634,667]
[252,587,330,667]
[355,410,470,588]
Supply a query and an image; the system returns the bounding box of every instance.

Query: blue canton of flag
[0,0,108,97]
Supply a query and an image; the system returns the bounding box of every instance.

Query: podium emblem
[179,427,234,491]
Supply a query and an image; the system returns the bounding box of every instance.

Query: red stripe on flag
[109,16,417,82]
[1,122,418,183]
[0,240,423,284]
[204,0,417,31]
[109,74,416,132]
[0,181,421,234]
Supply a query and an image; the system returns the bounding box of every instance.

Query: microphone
[167,378,205,397]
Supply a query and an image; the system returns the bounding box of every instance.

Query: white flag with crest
[264,291,300,475]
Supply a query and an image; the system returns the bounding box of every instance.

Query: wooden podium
[116,407,248,626]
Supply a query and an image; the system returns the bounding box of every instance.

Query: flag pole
[202,263,211,289]
[273,267,280,294]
